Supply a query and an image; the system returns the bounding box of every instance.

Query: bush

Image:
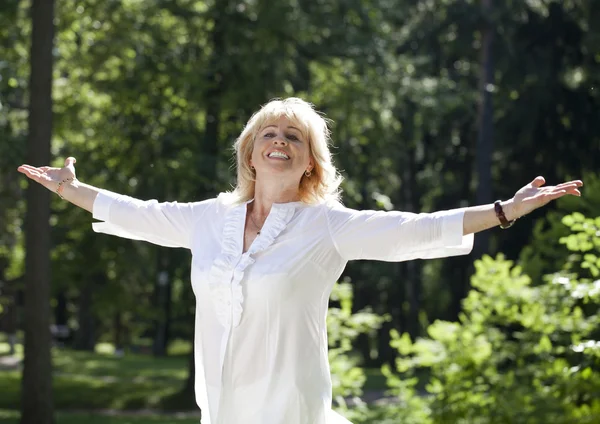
[380,213,600,424]
[328,279,388,421]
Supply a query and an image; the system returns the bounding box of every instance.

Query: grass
[0,410,199,424]
[0,341,195,412]
[0,338,389,417]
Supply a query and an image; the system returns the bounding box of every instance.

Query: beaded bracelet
[56,177,77,199]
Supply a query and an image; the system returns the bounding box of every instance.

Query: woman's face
[250,116,314,182]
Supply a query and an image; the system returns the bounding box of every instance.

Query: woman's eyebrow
[261,125,303,133]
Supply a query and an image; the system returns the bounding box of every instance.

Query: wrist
[56,177,79,199]
[493,198,518,229]
[501,198,519,221]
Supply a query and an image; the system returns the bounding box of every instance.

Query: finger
[561,186,582,195]
[525,189,565,200]
[18,164,44,173]
[566,179,583,186]
[531,176,546,188]
[18,164,38,170]
[546,190,567,201]
[20,167,44,179]
[550,186,581,196]
[28,168,45,178]
[65,157,76,167]
[555,181,583,190]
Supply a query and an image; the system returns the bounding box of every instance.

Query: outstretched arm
[462,176,583,235]
[18,156,212,249]
[17,157,98,213]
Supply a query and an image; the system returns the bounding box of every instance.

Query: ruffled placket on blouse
[207,201,297,423]
[207,201,297,329]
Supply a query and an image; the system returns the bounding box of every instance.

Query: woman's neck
[251,180,301,216]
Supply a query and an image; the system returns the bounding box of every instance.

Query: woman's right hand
[17,157,77,193]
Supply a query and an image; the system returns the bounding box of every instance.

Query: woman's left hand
[510,176,583,219]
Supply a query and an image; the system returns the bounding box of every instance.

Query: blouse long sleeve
[326,202,474,262]
[91,189,214,249]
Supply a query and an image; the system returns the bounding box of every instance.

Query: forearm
[59,179,101,213]
[461,199,518,235]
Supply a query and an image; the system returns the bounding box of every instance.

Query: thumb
[531,176,545,188]
[64,157,76,168]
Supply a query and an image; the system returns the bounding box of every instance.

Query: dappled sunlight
[51,347,188,380]
[0,409,200,424]
[0,348,190,412]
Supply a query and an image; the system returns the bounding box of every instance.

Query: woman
[18,97,582,424]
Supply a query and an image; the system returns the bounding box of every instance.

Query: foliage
[520,172,600,283]
[382,216,600,423]
[560,211,600,277]
[327,280,388,419]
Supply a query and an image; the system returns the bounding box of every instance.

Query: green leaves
[560,212,600,278]
[381,213,600,423]
[327,281,387,419]
[562,211,586,227]
[582,254,600,277]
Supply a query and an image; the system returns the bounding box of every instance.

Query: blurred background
[1,0,599,423]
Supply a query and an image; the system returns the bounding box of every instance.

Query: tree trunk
[473,0,495,258]
[20,0,55,422]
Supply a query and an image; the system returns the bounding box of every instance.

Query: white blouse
[92,190,474,424]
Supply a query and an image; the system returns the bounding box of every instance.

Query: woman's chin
[257,165,302,179]
[261,163,292,172]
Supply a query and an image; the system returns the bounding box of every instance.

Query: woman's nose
[272,136,287,145]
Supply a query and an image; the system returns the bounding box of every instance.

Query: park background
[1,0,599,423]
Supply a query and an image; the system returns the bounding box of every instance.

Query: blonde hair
[230,97,342,204]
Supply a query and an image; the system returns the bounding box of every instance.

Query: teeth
[268,151,289,159]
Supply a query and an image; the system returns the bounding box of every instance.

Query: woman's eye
[264,132,275,138]
[286,134,299,141]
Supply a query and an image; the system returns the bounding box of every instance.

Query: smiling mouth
[267,151,290,160]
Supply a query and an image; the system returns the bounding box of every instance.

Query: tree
[20,0,55,423]
[473,0,495,257]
